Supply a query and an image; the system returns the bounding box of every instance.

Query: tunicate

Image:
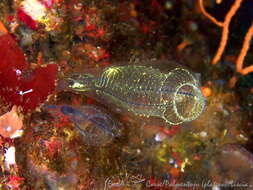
[45,105,121,146]
[208,144,253,189]
[64,65,205,125]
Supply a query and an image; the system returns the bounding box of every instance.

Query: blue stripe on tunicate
[45,105,115,139]
[44,105,58,109]
[93,86,199,108]
[84,113,113,134]
[60,105,83,116]
[60,105,114,135]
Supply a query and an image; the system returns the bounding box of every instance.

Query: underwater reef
[0,0,252,189]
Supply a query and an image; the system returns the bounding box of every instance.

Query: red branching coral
[0,27,57,111]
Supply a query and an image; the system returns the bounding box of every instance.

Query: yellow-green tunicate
[66,65,205,125]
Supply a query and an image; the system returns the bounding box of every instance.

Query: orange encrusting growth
[198,0,253,87]
[228,75,238,88]
[201,86,212,97]
[0,21,8,35]
[216,0,223,4]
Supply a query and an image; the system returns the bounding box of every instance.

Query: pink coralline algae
[0,106,23,138]
[0,27,58,111]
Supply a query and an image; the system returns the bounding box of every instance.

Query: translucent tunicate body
[208,144,253,189]
[65,65,205,125]
[45,105,121,146]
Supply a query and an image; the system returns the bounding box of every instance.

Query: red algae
[0,33,28,71]
[19,64,58,111]
[17,8,38,30]
[0,26,57,111]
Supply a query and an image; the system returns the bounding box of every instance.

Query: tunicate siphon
[45,105,121,146]
[63,65,205,125]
